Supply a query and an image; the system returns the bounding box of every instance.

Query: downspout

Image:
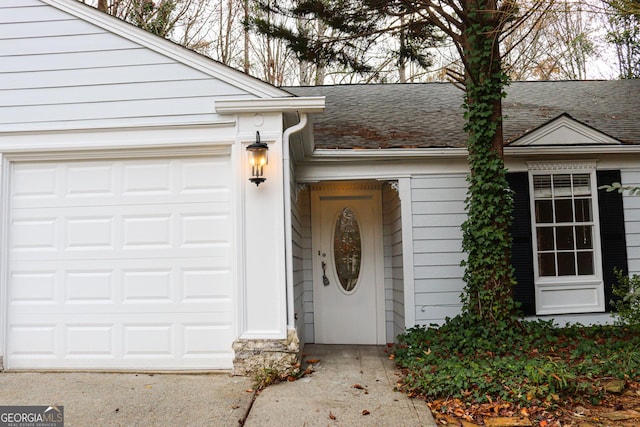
[282,113,308,333]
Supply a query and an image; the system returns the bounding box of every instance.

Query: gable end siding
[0,1,254,132]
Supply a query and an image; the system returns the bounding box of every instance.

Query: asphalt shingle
[286,80,640,149]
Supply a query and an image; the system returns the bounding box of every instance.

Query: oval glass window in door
[333,207,362,292]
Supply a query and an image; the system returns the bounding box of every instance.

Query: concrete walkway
[245,344,436,426]
[0,345,435,426]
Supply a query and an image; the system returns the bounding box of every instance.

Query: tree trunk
[459,1,517,323]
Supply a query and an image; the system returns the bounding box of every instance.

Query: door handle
[321,261,330,286]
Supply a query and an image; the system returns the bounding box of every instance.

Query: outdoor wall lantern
[246,131,268,186]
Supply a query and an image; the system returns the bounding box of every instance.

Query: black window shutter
[597,170,628,312]
[507,173,536,315]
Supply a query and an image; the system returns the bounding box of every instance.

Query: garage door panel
[12,193,231,209]
[10,270,232,311]
[12,158,232,209]
[8,155,235,370]
[9,316,234,368]
[11,206,232,254]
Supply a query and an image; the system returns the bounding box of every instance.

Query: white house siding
[411,174,467,325]
[622,169,640,276]
[382,183,404,342]
[291,171,311,345]
[0,1,254,133]
[294,188,314,344]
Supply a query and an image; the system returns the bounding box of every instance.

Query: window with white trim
[528,162,604,314]
[533,173,595,276]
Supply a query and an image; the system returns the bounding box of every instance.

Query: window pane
[533,175,552,198]
[538,253,556,276]
[575,226,593,249]
[577,251,594,275]
[557,252,576,275]
[554,199,573,222]
[574,199,592,222]
[556,226,575,250]
[553,174,572,197]
[535,200,553,223]
[573,174,591,196]
[536,227,555,251]
[333,207,361,292]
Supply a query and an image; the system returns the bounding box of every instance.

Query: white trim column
[399,177,416,328]
[236,114,287,340]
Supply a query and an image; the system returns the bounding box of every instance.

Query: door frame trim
[310,181,386,344]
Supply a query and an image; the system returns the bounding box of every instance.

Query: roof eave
[307,144,640,161]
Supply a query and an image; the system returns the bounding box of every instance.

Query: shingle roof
[286,80,640,149]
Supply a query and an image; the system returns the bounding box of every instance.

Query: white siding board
[622,169,640,275]
[413,200,465,215]
[0,49,170,73]
[413,226,462,240]
[0,115,219,133]
[1,1,44,7]
[412,212,466,227]
[414,252,464,267]
[415,292,462,306]
[415,265,464,279]
[3,80,246,107]
[415,278,464,293]
[0,5,72,24]
[627,234,640,246]
[0,19,100,39]
[626,221,640,234]
[413,239,461,254]
[0,33,139,56]
[0,97,218,125]
[411,175,469,189]
[0,64,211,90]
[415,306,461,324]
[412,187,467,202]
[411,174,466,325]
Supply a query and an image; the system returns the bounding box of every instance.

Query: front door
[311,184,385,344]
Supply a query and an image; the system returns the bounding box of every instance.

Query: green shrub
[611,268,640,326]
[393,313,640,409]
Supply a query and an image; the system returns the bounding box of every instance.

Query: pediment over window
[508,114,622,146]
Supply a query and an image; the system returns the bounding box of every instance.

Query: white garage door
[7,155,235,370]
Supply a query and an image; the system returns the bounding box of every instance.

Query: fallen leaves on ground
[426,380,640,426]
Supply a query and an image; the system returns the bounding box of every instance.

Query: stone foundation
[232,329,300,376]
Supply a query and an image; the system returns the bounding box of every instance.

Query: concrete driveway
[0,371,254,426]
[0,345,435,426]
